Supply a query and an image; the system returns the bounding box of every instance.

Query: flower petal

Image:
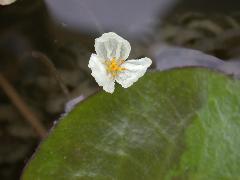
[95,32,131,61]
[88,54,115,93]
[0,0,16,5]
[116,57,152,88]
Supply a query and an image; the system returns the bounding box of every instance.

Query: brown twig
[0,73,47,138]
[30,51,70,99]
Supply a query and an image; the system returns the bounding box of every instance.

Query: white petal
[116,57,152,88]
[95,32,131,61]
[0,0,16,5]
[88,54,115,93]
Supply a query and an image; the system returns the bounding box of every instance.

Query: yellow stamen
[105,58,126,77]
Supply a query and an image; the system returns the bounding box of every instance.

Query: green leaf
[22,68,240,180]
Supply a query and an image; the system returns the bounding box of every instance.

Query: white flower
[0,0,16,5]
[88,32,152,93]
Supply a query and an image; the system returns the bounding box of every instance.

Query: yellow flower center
[106,58,126,77]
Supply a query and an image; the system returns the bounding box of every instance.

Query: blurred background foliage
[1,0,240,179]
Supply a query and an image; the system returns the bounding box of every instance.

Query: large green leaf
[22,68,240,180]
